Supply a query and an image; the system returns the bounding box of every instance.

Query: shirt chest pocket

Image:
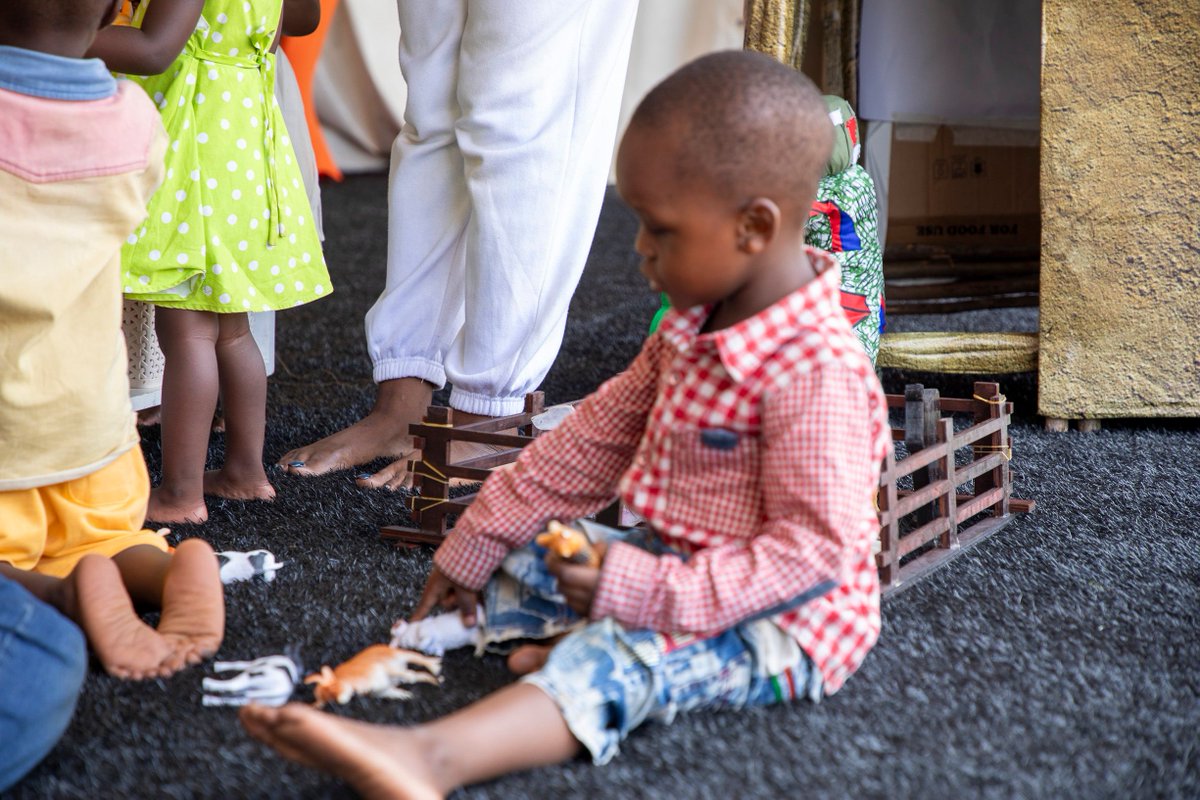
[660,427,762,538]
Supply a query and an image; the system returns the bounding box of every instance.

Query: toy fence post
[904,384,942,525]
[876,446,901,589]
[938,416,959,549]
[521,392,545,438]
[972,381,1011,518]
[410,404,453,537]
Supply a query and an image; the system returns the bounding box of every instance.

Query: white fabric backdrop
[311,0,745,174]
[858,0,1040,126]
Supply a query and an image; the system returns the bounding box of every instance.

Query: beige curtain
[743,0,859,109]
[743,0,809,70]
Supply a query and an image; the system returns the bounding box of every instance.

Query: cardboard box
[886,124,1040,252]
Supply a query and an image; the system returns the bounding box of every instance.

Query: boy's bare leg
[1,558,175,680]
[278,377,433,478]
[150,308,220,524]
[203,312,275,502]
[241,682,579,800]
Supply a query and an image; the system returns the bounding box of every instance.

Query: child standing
[240,51,891,798]
[88,0,329,524]
[0,0,224,681]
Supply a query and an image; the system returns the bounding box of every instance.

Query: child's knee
[215,313,254,347]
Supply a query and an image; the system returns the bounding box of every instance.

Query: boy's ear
[735,197,781,254]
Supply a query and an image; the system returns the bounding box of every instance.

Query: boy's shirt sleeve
[591,359,885,634]
[432,336,667,590]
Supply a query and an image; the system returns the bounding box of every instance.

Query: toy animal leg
[386,667,442,687]
[394,650,443,677]
[375,687,414,701]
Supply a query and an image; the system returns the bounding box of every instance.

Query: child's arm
[429,337,667,593]
[281,0,321,37]
[591,361,888,634]
[86,0,206,76]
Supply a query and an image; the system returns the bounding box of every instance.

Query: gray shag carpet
[9,175,1199,800]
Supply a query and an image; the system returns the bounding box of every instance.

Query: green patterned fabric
[121,0,331,312]
[805,95,883,363]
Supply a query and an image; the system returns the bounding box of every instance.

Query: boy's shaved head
[628,50,833,212]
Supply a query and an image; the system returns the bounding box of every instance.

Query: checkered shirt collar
[659,247,842,382]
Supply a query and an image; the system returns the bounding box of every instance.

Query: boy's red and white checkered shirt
[435,249,892,693]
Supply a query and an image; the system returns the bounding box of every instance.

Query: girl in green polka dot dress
[89,0,327,524]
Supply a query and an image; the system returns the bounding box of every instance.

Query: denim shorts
[480,521,823,765]
[0,578,86,791]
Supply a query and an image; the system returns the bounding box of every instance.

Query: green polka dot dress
[121,0,331,312]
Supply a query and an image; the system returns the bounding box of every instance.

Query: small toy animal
[536,520,599,567]
[305,645,442,708]
[390,608,482,656]
[216,549,285,584]
[202,653,300,708]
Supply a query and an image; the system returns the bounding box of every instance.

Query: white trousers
[365,0,639,416]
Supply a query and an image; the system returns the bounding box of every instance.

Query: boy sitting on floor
[240,50,891,798]
[0,0,224,680]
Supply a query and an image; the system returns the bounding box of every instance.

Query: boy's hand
[546,541,607,617]
[411,566,481,627]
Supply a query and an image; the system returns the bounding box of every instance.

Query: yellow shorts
[0,446,169,578]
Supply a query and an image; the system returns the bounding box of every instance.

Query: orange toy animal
[305,644,442,708]
[536,520,600,568]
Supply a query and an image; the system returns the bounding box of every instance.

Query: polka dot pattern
[120,0,331,313]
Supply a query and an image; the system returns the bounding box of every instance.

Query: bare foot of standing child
[156,538,225,668]
[203,467,275,502]
[146,486,208,525]
[137,405,162,426]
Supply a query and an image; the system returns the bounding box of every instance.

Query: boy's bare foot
[240,703,443,800]
[70,555,174,680]
[203,468,276,502]
[156,539,224,668]
[137,405,162,426]
[146,486,208,525]
[506,644,554,675]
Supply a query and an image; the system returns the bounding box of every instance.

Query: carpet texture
[9,175,1199,800]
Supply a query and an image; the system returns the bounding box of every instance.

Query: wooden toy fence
[875,380,1034,596]
[381,381,1034,596]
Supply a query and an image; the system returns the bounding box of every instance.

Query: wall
[1039,1,1200,418]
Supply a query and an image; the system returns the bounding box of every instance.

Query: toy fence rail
[875,380,1034,597]
[382,382,1034,596]
[381,393,557,548]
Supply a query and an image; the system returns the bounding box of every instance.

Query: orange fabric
[0,447,169,579]
[281,0,343,181]
[115,1,135,26]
